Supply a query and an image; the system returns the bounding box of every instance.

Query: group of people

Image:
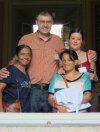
[0,11,98,113]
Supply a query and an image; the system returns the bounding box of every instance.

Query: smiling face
[69,32,83,51]
[36,15,53,35]
[62,53,76,72]
[16,47,32,67]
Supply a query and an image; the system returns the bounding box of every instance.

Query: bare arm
[0,83,7,112]
[0,55,17,79]
[48,94,55,107]
[86,61,98,82]
[89,61,98,81]
[0,68,9,79]
[87,50,97,62]
[48,94,67,113]
[82,91,92,104]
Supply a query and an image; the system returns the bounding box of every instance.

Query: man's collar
[35,30,51,41]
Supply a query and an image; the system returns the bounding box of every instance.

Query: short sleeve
[83,74,91,92]
[48,74,62,94]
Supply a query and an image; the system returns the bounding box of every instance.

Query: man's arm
[0,68,9,79]
[0,55,17,79]
[87,50,97,62]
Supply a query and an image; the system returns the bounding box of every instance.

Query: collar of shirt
[35,30,51,42]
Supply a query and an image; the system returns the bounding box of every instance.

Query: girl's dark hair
[69,28,84,40]
[15,45,32,55]
[60,49,78,61]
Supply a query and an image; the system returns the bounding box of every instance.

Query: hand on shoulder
[87,50,97,62]
[0,68,9,80]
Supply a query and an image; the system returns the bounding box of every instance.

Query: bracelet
[94,76,98,82]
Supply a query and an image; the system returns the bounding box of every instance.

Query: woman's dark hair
[69,28,84,40]
[60,49,78,61]
[15,45,32,56]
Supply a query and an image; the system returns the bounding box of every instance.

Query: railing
[0,113,100,126]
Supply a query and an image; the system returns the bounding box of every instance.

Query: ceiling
[15,4,80,24]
